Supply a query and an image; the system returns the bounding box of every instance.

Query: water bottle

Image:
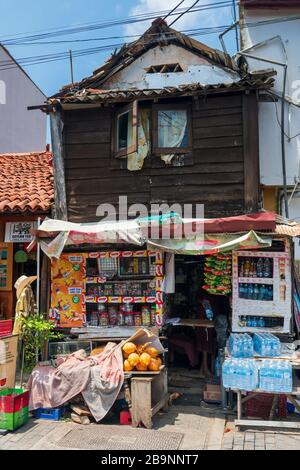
[253,284,259,300]
[222,360,228,388]
[259,285,265,300]
[258,317,265,328]
[203,300,213,321]
[215,355,221,378]
[239,284,243,299]
[268,286,273,301]
[257,258,263,278]
[248,284,254,300]
[263,258,271,278]
[260,360,269,391]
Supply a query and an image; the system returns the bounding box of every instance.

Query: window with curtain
[152,104,192,155]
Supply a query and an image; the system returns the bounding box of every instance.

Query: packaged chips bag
[202,253,232,295]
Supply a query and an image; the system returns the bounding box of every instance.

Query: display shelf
[238,277,273,284]
[232,248,292,334]
[84,296,157,304]
[51,250,164,328]
[85,277,155,284]
[237,312,284,318]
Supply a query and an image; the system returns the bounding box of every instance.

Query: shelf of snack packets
[50,250,165,329]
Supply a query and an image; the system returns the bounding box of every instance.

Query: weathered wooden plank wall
[63,93,256,223]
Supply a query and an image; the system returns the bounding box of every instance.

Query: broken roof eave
[48,78,275,108]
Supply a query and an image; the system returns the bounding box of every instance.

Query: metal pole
[220,348,228,409]
[70,50,74,86]
[237,390,242,420]
[20,342,25,388]
[219,22,239,55]
[281,66,289,218]
[232,0,239,52]
[36,217,41,365]
[36,217,41,314]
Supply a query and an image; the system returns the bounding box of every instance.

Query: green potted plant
[20,314,61,372]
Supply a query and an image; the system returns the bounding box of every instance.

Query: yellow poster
[0,335,18,390]
[51,254,86,328]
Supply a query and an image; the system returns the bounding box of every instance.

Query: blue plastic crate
[35,407,65,421]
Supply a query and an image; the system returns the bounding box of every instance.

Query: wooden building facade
[47,19,275,223]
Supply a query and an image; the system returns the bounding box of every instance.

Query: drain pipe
[236,51,289,218]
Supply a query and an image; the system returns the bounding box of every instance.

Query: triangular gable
[57,18,239,97]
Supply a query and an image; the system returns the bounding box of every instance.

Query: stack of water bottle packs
[223,333,292,393]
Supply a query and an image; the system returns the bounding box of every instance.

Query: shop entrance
[166,254,231,405]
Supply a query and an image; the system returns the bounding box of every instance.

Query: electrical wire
[163,1,186,21]
[1,11,300,71]
[268,94,300,141]
[0,1,233,45]
[2,10,300,49]
[169,0,201,27]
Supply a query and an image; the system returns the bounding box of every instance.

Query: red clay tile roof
[0,151,54,213]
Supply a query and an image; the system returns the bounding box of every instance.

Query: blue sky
[0,0,237,97]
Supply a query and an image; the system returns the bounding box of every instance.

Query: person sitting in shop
[168,330,198,369]
[198,290,231,378]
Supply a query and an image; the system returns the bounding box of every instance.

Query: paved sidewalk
[1,406,300,450]
[222,428,300,450]
[0,406,224,450]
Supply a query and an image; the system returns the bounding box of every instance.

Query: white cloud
[124,0,233,37]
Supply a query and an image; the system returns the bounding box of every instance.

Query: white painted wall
[0,46,47,153]
[104,44,240,90]
[240,8,300,187]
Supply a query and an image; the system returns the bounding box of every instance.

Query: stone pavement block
[6,433,25,442]
[222,444,233,450]
[233,445,244,450]
[0,434,13,445]
[205,417,225,450]
[244,444,255,450]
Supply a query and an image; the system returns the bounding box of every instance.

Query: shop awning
[30,211,276,259]
[147,230,272,255]
[29,218,145,258]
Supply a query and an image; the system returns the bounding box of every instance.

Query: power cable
[0,1,232,45]
[1,12,300,71]
[3,10,299,49]
[271,96,300,141]
[169,0,201,27]
[163,1,186,21]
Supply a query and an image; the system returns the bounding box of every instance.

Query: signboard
[5,221,37,243]
[50,254,86,328]
[0,335,18,390]
[0,320,12,338]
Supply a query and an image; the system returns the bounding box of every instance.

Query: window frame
[152,103,192,155]
[113,100,138,159]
